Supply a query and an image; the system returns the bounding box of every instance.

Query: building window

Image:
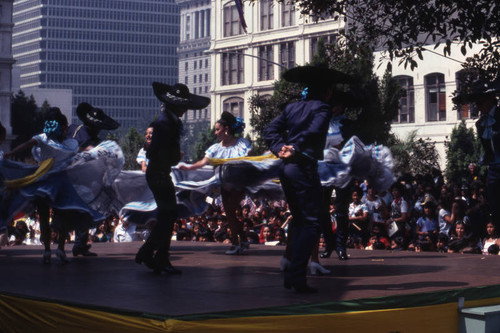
[260,0,274,31]
[280,42,295,70]
[258,45,274,81]
[425,73,446,121]
[281,1,295,27]
[185,15,191,40]
[184,62,188,71]
[455,70,478,120]
[195,11,199,39]
[393,75,415,123]
[310,35,336,60]
[223,3,243,37]
[223,97,244,118]
[222,50,244,85]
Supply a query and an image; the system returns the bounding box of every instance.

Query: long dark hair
[217,111,245,136]
[43,107,68,142]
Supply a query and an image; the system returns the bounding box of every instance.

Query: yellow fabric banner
[4,158,55,190]
[208,154,278,167]
[2,294,500,333]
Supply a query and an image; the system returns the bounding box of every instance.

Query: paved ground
[1,241,500,317]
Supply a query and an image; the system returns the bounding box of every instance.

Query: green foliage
[119,127,143,170]
[270,0,500,73]
[192,124,217,162]
[389,131,440,178]
[248,79,303,155]
[444,120,484,184]
[11,90,39,138]
[248,39,400,152]
[181,120,212,162]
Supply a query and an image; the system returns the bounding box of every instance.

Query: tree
[11,90,39,138]
[181,120,211,162]
[389,131,440,178]
[248,38,400,152]
[444,120,484,184]
[119,127,143,170]
[267,0,500,72]
[192,125,217,162]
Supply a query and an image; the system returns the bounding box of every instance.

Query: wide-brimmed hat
[283,64,353,86]
[76,103,120,130]
[329,89,363,107]
[452,78,500,104]
[152,82,211,110]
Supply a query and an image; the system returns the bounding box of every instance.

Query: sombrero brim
[76,103,120,130]
[283,66,354,85]
[453,79,500,104]
[452,90,500,104]
[330,89,363,107]
[152,82,211,110]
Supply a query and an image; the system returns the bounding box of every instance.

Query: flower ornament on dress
[43,120,62,138]
[232,117,245,135]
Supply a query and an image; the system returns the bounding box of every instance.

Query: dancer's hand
[278,145,295,159]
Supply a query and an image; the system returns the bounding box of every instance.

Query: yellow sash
[208,154,278,167]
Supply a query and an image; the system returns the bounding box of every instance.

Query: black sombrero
[76,103,120,130]
[452,78,500,104]
[329,89,363,107]
[283,65,354,86]
[152,82,211,110]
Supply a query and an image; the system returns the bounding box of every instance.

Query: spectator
[385,182,409,242]
[482,221,500,255]
[92,220,112,243]
[348,187,369,247]
[136,125,153,172]
[259,225,273,244]
[448,221,480,254]
[436,234,449,253]
[415,197,439,241]
[438,194,454,236]
[113,218,137,243]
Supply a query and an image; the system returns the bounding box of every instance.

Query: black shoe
[163,262,182,275]
[135,248,155,269]
[152,250,182,275]
[320,248,334,259]
[336,249,348,260]
[72,246,98,257]
[284,281,318,294]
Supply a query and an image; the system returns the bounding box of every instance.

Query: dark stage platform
[2,241,500,332]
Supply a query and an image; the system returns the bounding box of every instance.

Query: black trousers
[143,164,177,253]
[280,161,322,286]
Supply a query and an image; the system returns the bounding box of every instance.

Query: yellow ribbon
[208,154,278,167]
[4,158,55,190]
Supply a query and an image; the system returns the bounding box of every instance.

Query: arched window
[425,73,446,121]
[394,75,415,123]
[223,97,244,118]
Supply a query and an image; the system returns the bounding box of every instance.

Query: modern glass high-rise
[12,0,179,131]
